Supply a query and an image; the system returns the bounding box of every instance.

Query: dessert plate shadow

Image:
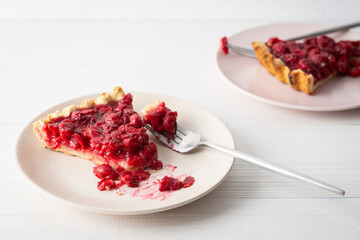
[216,22,360,111]
[16,92,235,215]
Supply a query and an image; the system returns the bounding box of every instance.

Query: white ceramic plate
[216,22,360,111]
[16,92,235,215]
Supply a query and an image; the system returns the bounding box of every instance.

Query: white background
[0,0,359,21]
[1,1,360,240]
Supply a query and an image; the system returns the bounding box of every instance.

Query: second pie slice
[252,36,360,94]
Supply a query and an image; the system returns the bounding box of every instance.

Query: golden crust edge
[140,100,161,119]
[34,86,125,125]
[252,41,321,95]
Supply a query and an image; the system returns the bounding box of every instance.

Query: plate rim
[215,22,360,112]
[15,91,236,215]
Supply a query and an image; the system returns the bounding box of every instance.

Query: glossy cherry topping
[143,102,178,136]
[266,36,360,81]
[93,164,119,180]
[159,176,183,191]
[119,170,151,188]
[42,93,162,171]
[159,176,195,192]
[93,163,151,190]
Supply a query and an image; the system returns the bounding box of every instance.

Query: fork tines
[145,125,184,144]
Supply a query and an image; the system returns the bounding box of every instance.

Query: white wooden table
[1,20,360,240]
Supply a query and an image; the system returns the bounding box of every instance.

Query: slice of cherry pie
[252,36,360,94]
[33,87,162,171]
[141,100,178,136]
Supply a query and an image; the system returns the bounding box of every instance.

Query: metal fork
[225,21,360,58]
[145,124,345,196]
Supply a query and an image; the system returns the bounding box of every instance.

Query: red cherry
[69,133,84,149]
[221,37,229,55]
[337,59,349,75]
[93,164,119,180]
[144,142,158,161]
[159,176,183,192]
[47,124,59,136]
[120,171,140,188]
[97,179,116,191]
[120,93,133,107]
[129,114,144,128]
[151,160,163,170]
[348,67,360,77]
[288,43,302,53]
[284,53,298,64]
[272,42,287,54]
[104,112,124,126]
[303,36,317,46]
[163,111,177,135]
[134,170,150,181]
[298,59,309,71]
[182,176,195,188]
[267,37,281,46]
[317,35,335,49]
[350,59,360,68]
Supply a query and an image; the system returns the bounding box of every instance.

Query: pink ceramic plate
[216,22,360,111]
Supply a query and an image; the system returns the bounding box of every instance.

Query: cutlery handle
[200,141,345,196]
[286,22,360,41]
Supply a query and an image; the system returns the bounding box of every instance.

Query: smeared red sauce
[165,163,177,172]
[94,162,195,195]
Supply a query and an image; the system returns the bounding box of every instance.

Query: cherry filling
[143,102,178,136]
[266,36,360,82]
[93,164,151,190]
[159,176,195,192]
[119,170,151,188]
[42,93,162,170]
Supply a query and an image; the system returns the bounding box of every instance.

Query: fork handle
[200,141,345,196]
[286,22,360,41]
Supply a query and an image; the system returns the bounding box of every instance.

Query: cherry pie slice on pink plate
[252,36,360,94]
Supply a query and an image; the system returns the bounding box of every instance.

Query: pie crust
[252,41,337,95]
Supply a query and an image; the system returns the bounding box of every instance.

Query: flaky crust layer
[35,86,125,125]
[252,41,336,95]
[47,144,148,171]
[32,86,137,168]
[140,100,161,119]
